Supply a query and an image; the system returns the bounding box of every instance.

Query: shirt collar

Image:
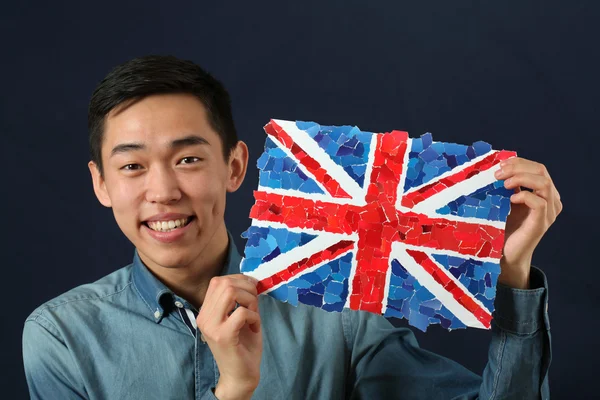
[131,231,242,323]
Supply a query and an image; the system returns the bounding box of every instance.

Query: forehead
[102,93,221,151]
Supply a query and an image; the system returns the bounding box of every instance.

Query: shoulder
[25,265,134,329]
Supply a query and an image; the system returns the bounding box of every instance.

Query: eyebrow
[110,135,210,157]
[170,135,210,149]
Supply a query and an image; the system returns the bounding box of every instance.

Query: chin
[125,220,199,267]
[138,245,196,270]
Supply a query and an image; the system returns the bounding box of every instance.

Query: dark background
[2,1,597,398]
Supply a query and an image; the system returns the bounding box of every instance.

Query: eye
[121,163,142,171]
[179,157,201,165]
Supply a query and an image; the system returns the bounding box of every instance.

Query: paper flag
[241,119,516,331]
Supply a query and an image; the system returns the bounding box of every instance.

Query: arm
[349,157,559,399]
[347,271,549,399]
[484,266,551,399]
[23,314,88,400]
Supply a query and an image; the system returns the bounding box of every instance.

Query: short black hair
[88,55,238,175]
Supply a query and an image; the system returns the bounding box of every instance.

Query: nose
[145,166,182,204]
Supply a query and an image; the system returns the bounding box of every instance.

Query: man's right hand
[197,274,263,400]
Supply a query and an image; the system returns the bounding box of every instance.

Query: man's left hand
[494,157,562,289]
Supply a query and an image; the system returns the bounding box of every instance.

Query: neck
[141,226,230,310]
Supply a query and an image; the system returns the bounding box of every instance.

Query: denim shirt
[23,236,551,399]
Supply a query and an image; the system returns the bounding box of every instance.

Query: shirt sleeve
[345,266,551,399]
[23,314,88,400]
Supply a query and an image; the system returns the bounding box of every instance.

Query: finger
[215,274,259,296]
[503,173,553,199]
[208,275,259,300]
[510,190,548,217]
[498,157,550,178]
[226,306,262,334]
[228,273,259,286]
[500,157,561,205]
[200,276,259,327]
[555,197,563,218]
[214,287,259,320]
[550,196,562,222]
[198,286,258,334]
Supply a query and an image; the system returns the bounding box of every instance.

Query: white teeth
[146,218,189,232]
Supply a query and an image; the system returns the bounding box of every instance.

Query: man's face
[89,93,247,271]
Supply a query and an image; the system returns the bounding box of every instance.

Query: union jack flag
[241,120,515,331]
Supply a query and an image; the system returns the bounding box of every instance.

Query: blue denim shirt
[23,236,551,399]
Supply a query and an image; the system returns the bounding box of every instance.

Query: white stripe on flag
[243,230,357,285]
[343,241,360,309]
[263,133,332,197]
[395,136,412,210]
[418,211,507,229]
[401,243,503,264]
[410,162,503,215]
[361,133,378,199]
[390,243,488,329]
[380,257,394,314]
[273,119,366,202]
[403,151,496,195]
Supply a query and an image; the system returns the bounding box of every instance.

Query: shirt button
[154,310,161,319]
[174,301,184,309]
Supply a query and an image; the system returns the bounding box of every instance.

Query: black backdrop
[2,1,597,398]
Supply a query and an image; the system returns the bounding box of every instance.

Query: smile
[144,217,194,232]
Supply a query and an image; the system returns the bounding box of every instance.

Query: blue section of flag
[404,133,493,191]
[244,120,514,331]
[384,259,467,330]
[431,254,500,313]
[241,226,317,273]
[436,180,513,221]
[269,252,352,312]
[296,121,373,188]
[257,137,324,194]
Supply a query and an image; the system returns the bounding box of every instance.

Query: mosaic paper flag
[241,120,516,331]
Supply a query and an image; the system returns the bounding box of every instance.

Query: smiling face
[88,93,248,273]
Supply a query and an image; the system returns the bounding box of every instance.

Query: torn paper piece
[241,119,516,331]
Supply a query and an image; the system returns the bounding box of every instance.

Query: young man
[23,55,561,400]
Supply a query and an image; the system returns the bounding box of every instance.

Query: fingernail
[495,168,503,178]
[500,161,507,167]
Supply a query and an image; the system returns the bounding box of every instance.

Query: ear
[226,141,249,193]
[88,161,112,207]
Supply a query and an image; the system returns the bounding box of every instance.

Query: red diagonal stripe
[264,120,352,199]
[257,240,355,294]
[401,150,516,208]
[406,249,492,328]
